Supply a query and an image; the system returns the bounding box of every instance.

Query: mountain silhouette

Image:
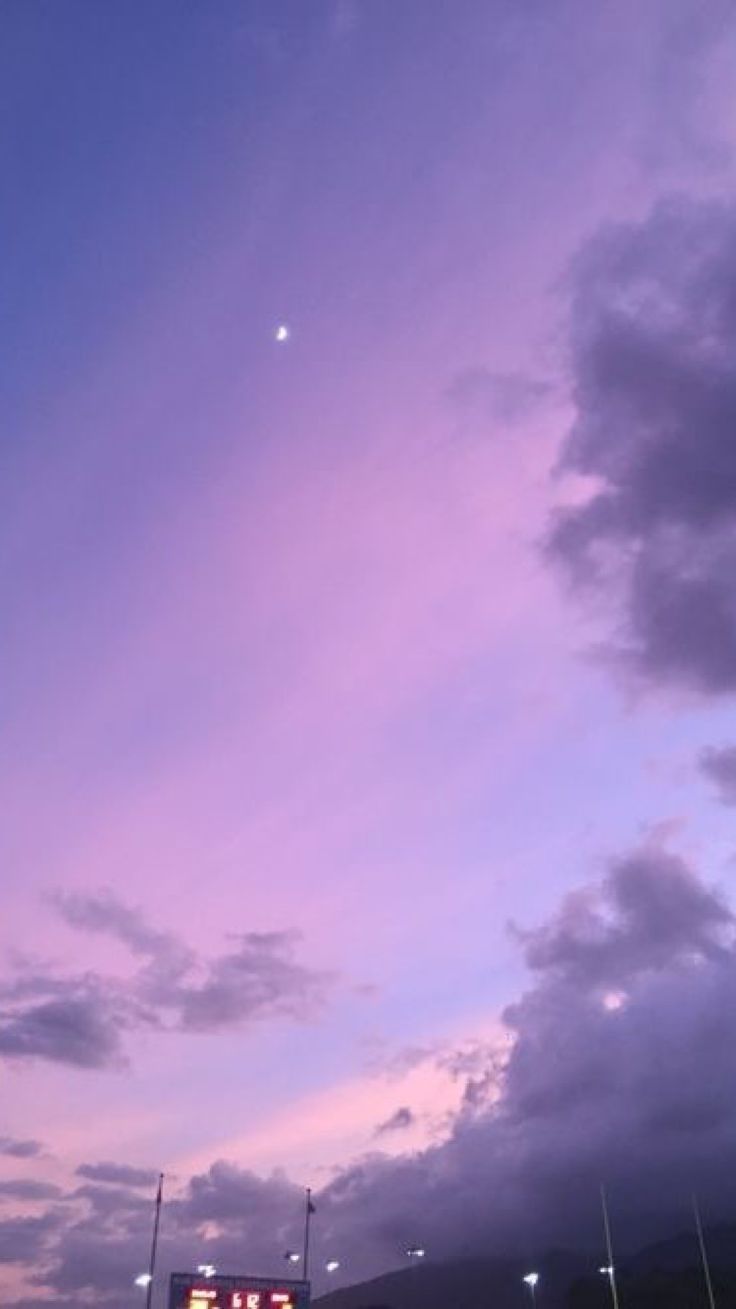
[315,1225,736,1309]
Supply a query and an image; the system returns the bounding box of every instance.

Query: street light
[284,1252,301,1265]
[599,1265,618,1309]
[406,1245,425,1308]
[325,1260,340,1273]
[135,1274,153,1288]
[198,1265,217,1279]
[523,1272,539,1306]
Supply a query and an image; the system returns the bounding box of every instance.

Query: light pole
[693,1194,716,1309]
[406,1245,425,1309]
[599,1265,615,1304]
[599,1188,619,1309]
[144,1174,164,1309]
[523,1272,539,1308]
[302,1188,314,1282]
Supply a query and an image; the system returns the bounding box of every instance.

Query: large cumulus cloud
[6,844,736,1305]
[307,845,736,1274]
[548,197,736,695]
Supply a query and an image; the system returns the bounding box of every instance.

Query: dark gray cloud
[374,1107,415,1138]
[57,894,330,1032]
[170,931,328,1032]
[0,893,333,1068]
[0,1138,43,1160]
[0,988,128,1069]
[55,890,179,958]
[548,197,736,695]
[0,1181,62,1202]
[23,1164,305,1307]
[514,845,734,989]
[70,1183,152,1219]
[0,1213,64,1266]
[312,844,736,1274]
[75,1162,158,1189]
[12,842,736,1306]
[700,744,736,804]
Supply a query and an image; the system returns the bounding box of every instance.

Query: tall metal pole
[600,1186,620,1309]
[693,1194,717,1309]
[302,1188,313,1283]
[145,1173,164,1309]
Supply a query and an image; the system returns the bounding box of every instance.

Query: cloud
[0,893,334,1069]
[311,843,736,1270]
[374,1107,415,1138]
[640,4,736,176]
[10,844,736,1302]
[0,1213,64,1266]
[55,894,331,1031]
[0,1182,62,1203]
[447,368,552,427]
[513,845,734,990]
[0,989,128,1069]
[170,931,328,1032]
[0,1139,43,1160]
[55,890,185,963]
[700,745,736,804]
[547,197,736,695]
[75,1163,158,1189]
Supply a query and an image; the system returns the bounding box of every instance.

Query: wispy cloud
[75,1163,158,1189]
[0,1139,44,1160]
[373,1106,415,1137]
[0,1181,62,1203]
[0,893,334,1068]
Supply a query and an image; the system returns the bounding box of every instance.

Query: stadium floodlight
[284,1252,301,1264]
[523,1272,539,1303]
[135,1274,153,1288]
[197,1265,217,1279]
[406,1247,426,1259]
[599,1266,614,1277]
[325,1260,340,1273]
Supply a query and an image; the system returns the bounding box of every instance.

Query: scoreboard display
[169,1274,310,1309]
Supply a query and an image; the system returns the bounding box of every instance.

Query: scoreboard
[168,1274,310,1309]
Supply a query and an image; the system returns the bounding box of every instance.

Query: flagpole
[600,1185,620,1309]
[693,1194,716,1309]
[303,1188,313,1282]
[145,1173,164,1309]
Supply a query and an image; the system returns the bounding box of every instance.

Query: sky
[3,1,736,1305]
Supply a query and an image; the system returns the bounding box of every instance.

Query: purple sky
[3,2,736,1305]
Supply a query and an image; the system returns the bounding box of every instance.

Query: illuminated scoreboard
[168,1274,310,1309]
